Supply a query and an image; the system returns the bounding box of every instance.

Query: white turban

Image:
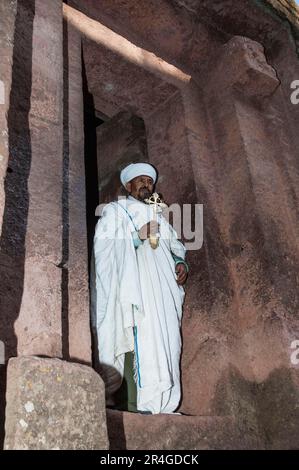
[120,162,157,187]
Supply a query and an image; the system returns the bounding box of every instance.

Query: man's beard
[138,187,152,201]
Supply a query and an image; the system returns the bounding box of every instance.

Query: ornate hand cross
[144,192,167,249]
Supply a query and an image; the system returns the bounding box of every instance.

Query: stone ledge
[106,409,262,450]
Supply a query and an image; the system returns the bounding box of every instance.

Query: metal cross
[144,192,167,214]
[144,193,167,249]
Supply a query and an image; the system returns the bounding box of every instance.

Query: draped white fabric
[92,196,186,414]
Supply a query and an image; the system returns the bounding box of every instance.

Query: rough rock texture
[69,0,222,78]
[65,0,299,449]
[0,0,63,363]
[69,0,299,79]
[145,92,196,208]
[4,357,108,450]
[0,0,92,365]
[96,111,149,202]
[106,409,261,450]
[0,0,17,230]
[82,39,179,119]
[1,0,299,451]
[178,34,299,450]
[64,21,91,364]
[0,0,18,443]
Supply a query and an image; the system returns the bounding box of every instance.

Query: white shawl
[92,197,186,413]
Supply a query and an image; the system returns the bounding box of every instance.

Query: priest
[92,162,189,414]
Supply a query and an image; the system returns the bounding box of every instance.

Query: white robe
[92,196,186,414]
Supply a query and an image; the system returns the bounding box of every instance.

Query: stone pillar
[265,24,299,223]
[0,0,64,360]
[4,357,108,450]
[179,78,235,417]
[179,35,299,448]
[64,22,91,363]
[0,0,17,230]
[0,0,18,448]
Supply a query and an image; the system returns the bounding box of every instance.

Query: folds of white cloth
[92,196,186,414]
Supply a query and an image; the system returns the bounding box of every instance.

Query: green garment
[114,351,137,412]
[172,254,189,273]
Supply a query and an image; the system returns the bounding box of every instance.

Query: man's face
[125,175,154,201]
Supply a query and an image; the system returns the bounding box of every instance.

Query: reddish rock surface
[73,0,299,448]
[106,409,261,450]
[65,21,91,364]
[0,0,299,450]
[96,111,149,202]
[0,0,64,363]
[0,0,16,229]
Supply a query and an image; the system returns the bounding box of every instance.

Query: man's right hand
[138,220,159,240]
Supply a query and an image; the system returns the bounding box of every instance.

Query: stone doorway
[76,9,199,391]
[53,1,299,448]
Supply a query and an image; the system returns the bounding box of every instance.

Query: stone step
[106,409,260,450]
